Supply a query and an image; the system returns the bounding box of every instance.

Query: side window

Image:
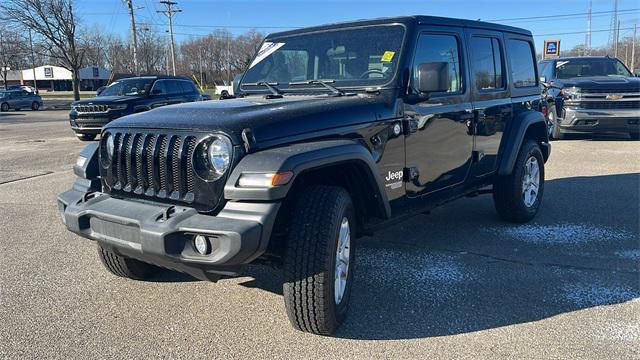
[152,80,167,95]
[184,81,198,93]
[507,39,537,88]
[413,34,462,94]
[165,80,180,95]
[470,37,504,90]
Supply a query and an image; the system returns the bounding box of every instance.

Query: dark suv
[58,16,550,335]
[539,56,640,140]
[69,76,204,141]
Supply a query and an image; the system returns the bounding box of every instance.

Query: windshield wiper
[289,80,345,96]
[242,82,283,98]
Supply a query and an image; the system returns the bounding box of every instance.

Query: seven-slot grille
[75,104,109,113]
[106,131,197,203]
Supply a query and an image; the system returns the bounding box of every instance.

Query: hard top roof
[266,15,532,38]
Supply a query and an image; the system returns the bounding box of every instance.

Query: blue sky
[76,0,639,52]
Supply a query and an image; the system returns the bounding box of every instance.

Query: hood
[558,76,640,92]
[72,95,143,105]
[105,93,396,145]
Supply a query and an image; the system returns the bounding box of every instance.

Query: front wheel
[1,103,9,112]
[493,140,545,223]
[547,105,564,140]
[31,102,40,111]
[283,186,355,335]
[76,133,97,141]
[97,245,159,280]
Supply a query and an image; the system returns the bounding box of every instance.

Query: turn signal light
[238,171,294,188]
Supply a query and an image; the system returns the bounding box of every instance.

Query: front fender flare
[224,140,390,217]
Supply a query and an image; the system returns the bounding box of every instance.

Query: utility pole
[615,20,620,58]
[632,24,637,73]
[585,0,592,55]
[28,29,38,93]
[126,0,139,75]
[158,1,181,76]
[226,32,231,85]
[198,47,204,88]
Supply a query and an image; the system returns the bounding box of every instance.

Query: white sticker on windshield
[249,42,286,69]
[556,61,570,68]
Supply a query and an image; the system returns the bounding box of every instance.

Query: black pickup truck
[58,16,550,335]
[539,56,640,140]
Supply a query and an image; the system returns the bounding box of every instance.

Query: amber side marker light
[238,171,294,188]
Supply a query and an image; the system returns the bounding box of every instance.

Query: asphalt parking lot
[1,109,638,359]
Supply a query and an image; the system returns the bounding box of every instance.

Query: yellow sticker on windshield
[381,51,395,62]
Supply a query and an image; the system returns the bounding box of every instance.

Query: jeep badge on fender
[58,15,550,335]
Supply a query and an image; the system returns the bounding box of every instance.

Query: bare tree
[1,0,84,100]
[0,24,30,89]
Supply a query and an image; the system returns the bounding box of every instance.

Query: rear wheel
[1,103,9,112]
[493,140,545,223]
[97,245,159,280]
[31,102,40,111]
[76,133,97,141]
[283,185,355,335]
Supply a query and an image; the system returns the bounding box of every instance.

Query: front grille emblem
[605,94,623,100]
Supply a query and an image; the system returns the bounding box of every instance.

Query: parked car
[539,56,640,140]
[0,89,43,112]
[58,16,550,335]
[69,76,205,141]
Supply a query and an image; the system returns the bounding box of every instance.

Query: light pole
[158,1,181,76]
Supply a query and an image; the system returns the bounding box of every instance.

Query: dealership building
[2,65,110,91]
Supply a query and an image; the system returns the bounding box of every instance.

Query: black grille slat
[579,100,640,109]
[134,134,145,194]
[185,137,196,194]
[158,135,169,197]
[170,136,182,198]
[113,133,123,189]
[122,133,133,191]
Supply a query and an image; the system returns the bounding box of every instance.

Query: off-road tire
[493,139,545,223]
[1,103,9,112]
[548,105,564,140]
[283,185,355,335]
[98,245,158,280]
[31,102,40,111]
[629,132,640,140]
[76,133,97,141]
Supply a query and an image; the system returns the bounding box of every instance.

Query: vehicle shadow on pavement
[238,173,640,339]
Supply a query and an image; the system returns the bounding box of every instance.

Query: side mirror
[96,86,105,96]
[417,62,450,94]
[233,74,242,95]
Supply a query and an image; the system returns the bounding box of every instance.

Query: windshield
[241,24,405,92]
[555,59,632,79]
[99,78,155,96]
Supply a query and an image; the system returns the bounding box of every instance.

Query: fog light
[194,235,210,255]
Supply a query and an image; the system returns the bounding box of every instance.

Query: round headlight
[193,135,232,181]
[207,138,231,174]
[106,134,115,159]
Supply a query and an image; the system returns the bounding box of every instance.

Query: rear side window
[165,80,181,95]
[412,34,463,94]
[179,81,197,94]
[470,37,504,90]
[507,39,537,88]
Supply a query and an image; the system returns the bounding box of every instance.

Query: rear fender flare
[498,110,550,176]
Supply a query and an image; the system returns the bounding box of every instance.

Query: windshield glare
[241,25,405,91]
[555,59,632,79]
[100,78,155,96]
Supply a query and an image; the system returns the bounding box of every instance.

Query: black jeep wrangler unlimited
[58,16,550,335]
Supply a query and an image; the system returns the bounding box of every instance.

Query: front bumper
[560,107,640,134]
[58,189,280,281]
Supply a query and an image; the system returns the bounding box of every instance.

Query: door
[466,30,512,177]
[404,28,474,198]
[165,80,186,105]
[149,80,169,109]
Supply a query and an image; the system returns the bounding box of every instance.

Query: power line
[534,26,637,37]
[487,7,638,22]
